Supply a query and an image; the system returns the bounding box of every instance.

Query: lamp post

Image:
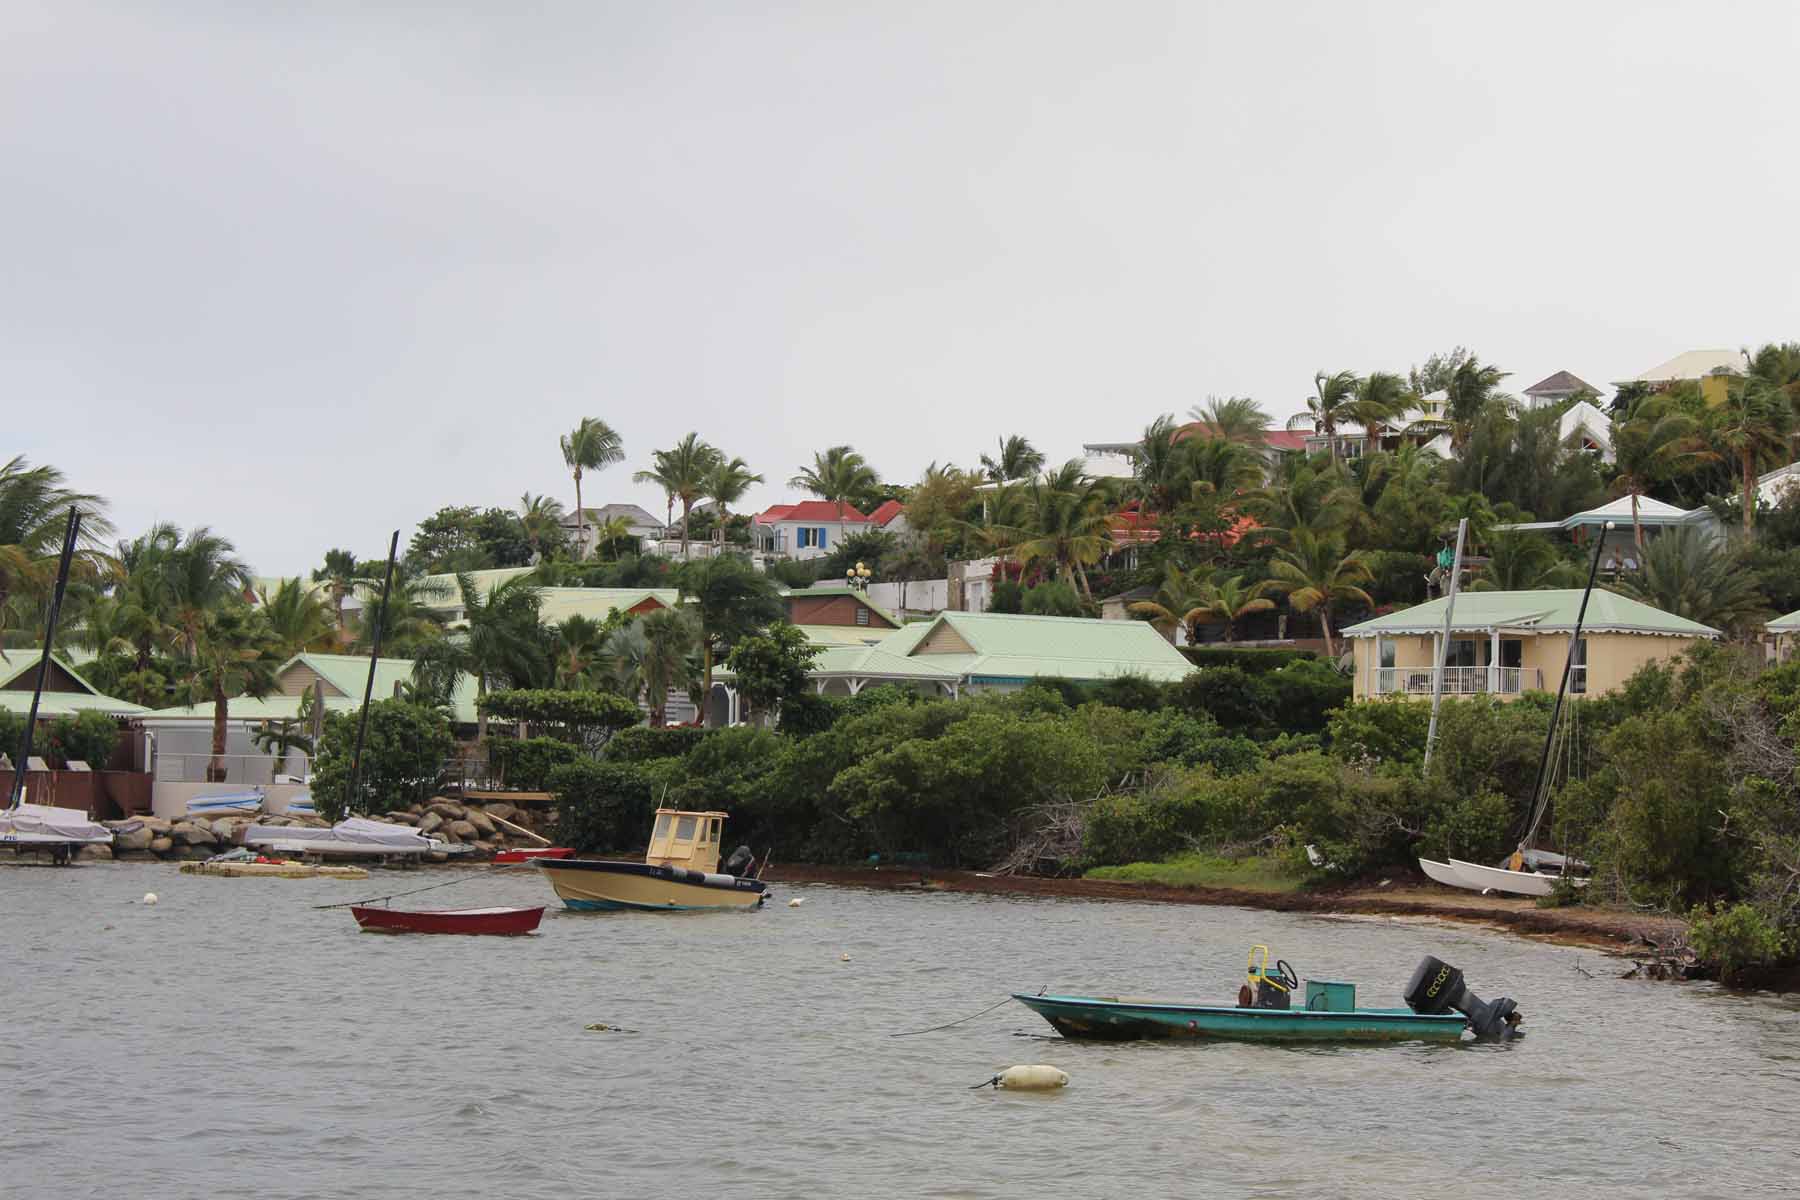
[846,562,872,592]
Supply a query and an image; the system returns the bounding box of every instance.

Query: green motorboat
[1014,946,1522,1044]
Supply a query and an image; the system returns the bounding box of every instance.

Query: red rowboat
[493,847,574,864]
[350,905,546,936]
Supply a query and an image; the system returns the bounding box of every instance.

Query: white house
[562,503,666,558]
[754,501,877,560]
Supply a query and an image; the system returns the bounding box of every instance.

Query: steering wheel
[1275,959,1300,990]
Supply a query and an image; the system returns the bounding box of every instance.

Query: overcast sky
[6,2,1798,575]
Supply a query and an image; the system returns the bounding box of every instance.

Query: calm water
[4,862,1798,1200]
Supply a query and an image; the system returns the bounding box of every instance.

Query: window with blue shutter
[816,526,828,548]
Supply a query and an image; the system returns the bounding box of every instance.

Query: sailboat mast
[8,508,81,809]
[1422,518,1469,774]
[345,531,399,815]
[1520,519,1614,851]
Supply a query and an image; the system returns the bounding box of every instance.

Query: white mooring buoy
[142,892,159,906]
[993,1064,1069,1091]
[788,897,805,907]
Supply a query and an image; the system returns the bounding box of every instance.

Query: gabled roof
[1263,430,1310,452]
[1341,589,1720,639]
[786,584,901,629]
[278,653,482,723]
[1622,349,1743,385]
[881,611,1195,683]
[1559,494,1701,527]
[794,624,892,647]
[414,566,539,604]
[0,648,105,695]
[536,587,678,625]
[1524,370,1598,397]
[566,502,664,528]
[756,500,873,524]
[1768,608,1800,633]
[869,499,906,527]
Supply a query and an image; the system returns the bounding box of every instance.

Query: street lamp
[846,561,872,591]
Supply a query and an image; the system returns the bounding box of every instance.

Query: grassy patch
[1086,853,1306,893]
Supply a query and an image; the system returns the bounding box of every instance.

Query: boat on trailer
[536,808,767,912]
[351,905,545,935]
[1014,945,1522,1044]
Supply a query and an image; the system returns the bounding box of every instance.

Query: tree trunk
[1326,419,1338,469]
[476,672,489,743]
[1319,606,1337,661]
[1632,490,1644,552]
[210,679,229,782]
[573,469,585,561]
[681,500,692,559]
[1744,454,1756,532]
[702,640,714,726]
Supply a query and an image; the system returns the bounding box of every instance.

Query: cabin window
[708,818,721,842]
[653,813,671,840]
[675,815,696,840]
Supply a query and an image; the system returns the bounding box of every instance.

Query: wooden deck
[179,861,370,879]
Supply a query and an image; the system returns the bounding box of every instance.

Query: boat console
[1403,955,1522,1039]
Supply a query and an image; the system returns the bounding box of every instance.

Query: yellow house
[1341,589,1718,702]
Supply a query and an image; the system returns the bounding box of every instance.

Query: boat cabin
[645,808,727,874]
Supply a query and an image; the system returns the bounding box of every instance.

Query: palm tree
[979,435,1046,483]
[703,457,764,546]
[0,455,112,622]
[518,492,567,562]
[311,548,366,641]
[1345,372,1413,450]
[1188,396,1272,447]
[1132,415,1184,512]
[1128,562,1208,643]
[1710,376,1794,532]
[1615,527,1766,633]
[1444,357,1511,451]
[258,578,335,661]
[1194,572,1276,642]
[560,418,625,559]
[589,514,634,562]
[1005,462,1113,598]
[676,555,784,706]
[455,571,546,740]
[788,445,880,527]
[1472,530,1578,591]
[183,603,279,781]
[1263,526,1374,659]
[350,570,450,656]
[1308,371,1359,467]
[549,614,610,688]
[161,526,254,659]
[614,608,698,726]
[1610,396,1711,549]
[635,433,723,559]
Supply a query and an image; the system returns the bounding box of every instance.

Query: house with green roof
[1765,608,1800,661]
[0,648,147,723]
[1341,589,1719,702]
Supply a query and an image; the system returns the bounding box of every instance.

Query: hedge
[1178,646,1318,672]
[548,760,656,852]
[478,688,641,734]
[606,726,712,762]
[488,736,582,790]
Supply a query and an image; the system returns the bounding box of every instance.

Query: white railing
[1373,666,1542,696]
[152,753,310,784]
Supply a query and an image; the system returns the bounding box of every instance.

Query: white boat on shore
[1419,856,1587,897]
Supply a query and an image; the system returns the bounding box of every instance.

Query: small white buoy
[788,897,805,907]
[839,952,851,962]
[995,1064,1068,1090]
[142,892,158,906]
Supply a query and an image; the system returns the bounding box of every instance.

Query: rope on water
[312,862,536,910]
[889,994,1023,1037]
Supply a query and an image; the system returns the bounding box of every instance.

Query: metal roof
[1621,349,1743,384]
[0,689,147,718]
[1341,589,1720,639]
[884,611,1196,683]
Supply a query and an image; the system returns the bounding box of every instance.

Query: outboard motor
[1404,955,1522,1039]
[722,845,756,877]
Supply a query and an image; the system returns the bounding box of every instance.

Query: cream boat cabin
[535,808,768,912]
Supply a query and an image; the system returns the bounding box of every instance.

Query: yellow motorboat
[535,808,768,912]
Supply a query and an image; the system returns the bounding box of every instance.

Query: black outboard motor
[1404,955,1522,1039]
[722,845,756,877]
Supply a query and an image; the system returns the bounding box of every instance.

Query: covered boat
[243,816,450,859]
[1015,946,1521,1044]
[0,803,114,861]
[536,808,767,912]
[351,905,545,935]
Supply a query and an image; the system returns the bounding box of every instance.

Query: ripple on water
[5,862,1799,1198]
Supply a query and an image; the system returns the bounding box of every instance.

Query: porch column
[849,679,865,695]
[815,680,826,694]
[1489,628,1500,693]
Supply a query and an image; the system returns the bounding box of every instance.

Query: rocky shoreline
[81,799,558,863]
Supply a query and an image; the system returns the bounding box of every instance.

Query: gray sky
[6,1,1798,575]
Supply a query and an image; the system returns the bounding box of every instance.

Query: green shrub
[1178,647,1317,673]
[549,760,656,852]
[488,736,582,790]
[1689,903,1787,985]
[478,688,641,744]
[1327,699,1431,765]
[606,725,712,762]
[0,706,26,767]
[311,701,455,821]
[46,710,120,770]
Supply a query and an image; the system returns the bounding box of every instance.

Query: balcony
[1373,666,1545,697]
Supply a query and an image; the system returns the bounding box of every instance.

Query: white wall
[867,578,949,615]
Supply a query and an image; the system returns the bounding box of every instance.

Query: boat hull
[1013,993,1467,1043]
[537,858,767,912]
[351,905,545,935]
[1446,858,1586,897]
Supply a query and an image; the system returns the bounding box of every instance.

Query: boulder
[447,819,478,842]
[384,810,420,826]
[172,821,218,846]
[149,835,174,855]
[78,843,113,861]
[417,812,445,835]
[137,816,173,833]
[113,825,155,852]
[177,843,213,860]
[426,802,464,821]
[427,851,449,863]
[483,802,517,823]
[465,810,497,837]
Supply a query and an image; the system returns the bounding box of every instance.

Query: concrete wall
[866,578,948,615]
[151,781,313,821]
